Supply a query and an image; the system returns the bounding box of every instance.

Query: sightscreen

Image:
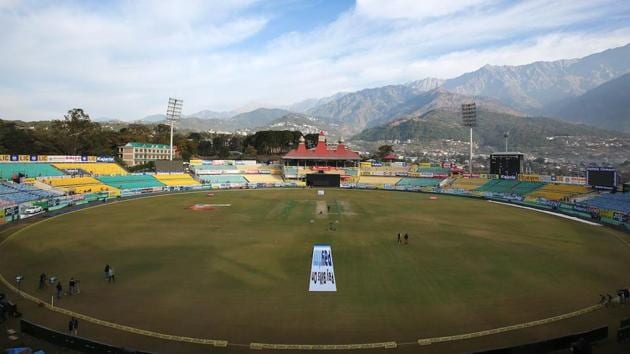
[155,160,184,173]
[306,174,340,187]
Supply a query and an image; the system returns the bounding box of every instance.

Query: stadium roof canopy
[283,132,360,161]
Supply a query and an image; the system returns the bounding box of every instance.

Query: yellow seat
[53,163,127,176]
[154,173,200,186]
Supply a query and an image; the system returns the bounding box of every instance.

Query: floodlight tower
[166,97,183,161]
[504,131,510,152]
[461,103,477,175]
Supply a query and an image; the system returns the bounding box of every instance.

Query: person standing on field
[108,267,115,283]
[104,264,110,281]
[56,281,63,299]
[69,278,76,295]
[39,273,47,290]
[404,233,409,245]
[72,317,79,335]
[397,233,401,244]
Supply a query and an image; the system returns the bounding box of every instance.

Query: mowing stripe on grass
[0,272,228,347]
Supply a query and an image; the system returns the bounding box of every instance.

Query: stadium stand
[511,181,545,195]
[476,179,543,195]
[154,173,200,186]
[193,164,238,172]
[527,184,591,201]
[449,178,488,191]
[0,181,59,204]
[0,163,64,179]
[244,174,284,184]
[361,166,408,175]
[396,178,442,187]
[416,166,450,174]
[584,193,630,213]
[199,175,247,184]
[97,175,165,190]
[43,176,119,194]
[358,176,401,185]
[52,163,127,176]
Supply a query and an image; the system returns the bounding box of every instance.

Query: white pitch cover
[309,244,337,292]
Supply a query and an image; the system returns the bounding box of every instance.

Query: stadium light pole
[504,131,510,152]
[462,103,477,176]
[166,97,183,161]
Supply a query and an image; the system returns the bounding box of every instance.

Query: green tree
[50,108,103,155]
[375,145,394,160]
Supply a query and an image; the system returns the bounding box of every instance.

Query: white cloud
[0,0,629,121]
[355,0,491,20]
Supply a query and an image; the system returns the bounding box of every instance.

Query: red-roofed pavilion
[282,132,360,180]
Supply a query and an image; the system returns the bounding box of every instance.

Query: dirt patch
[338,200,357,216]
[188,204,231,211]
[188,204,215,211]
[315,200,328,218]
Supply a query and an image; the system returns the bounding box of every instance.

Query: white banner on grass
[309,244,337,292]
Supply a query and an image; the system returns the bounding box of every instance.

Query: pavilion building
[282,132,360,183]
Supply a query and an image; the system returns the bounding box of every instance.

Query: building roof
[383,153,398,161]
[283,132,360,160]
[124,142,171,149]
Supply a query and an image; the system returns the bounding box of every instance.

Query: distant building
[118,142,178,166]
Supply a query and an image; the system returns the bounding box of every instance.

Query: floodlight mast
[504,131,510,152]
[166,98,183,161]
[461,103,477,176]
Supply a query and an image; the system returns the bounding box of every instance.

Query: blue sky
[1,0,629,121]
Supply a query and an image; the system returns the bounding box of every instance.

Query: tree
[304,133,319,149]
[244,145,257,158]
[375,145,394,160]
[50,108,102,155]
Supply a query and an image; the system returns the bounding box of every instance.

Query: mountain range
[136,43,630,137]
[353,109,627,151]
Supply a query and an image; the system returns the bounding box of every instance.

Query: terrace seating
[52,163,127,176]
[0,163,64,179]
[449,178,488,191]
[244,174,284,184]
[584,193,630,213]
[527,184,591,201]
[0,181,58,204]
[476,179,543,195]
[358,176,401,185]
[396,178,442,187]
[416,167,450,174]
[43,176,119,194]
[154,173,200,186]
[97,175,165,190]
[283,166,299,177]
[192,164,237,172]
[511,182,544,195]
[361,166,408,175]
[199,175,248,184]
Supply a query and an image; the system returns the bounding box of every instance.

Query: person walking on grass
[69,278,76,295]
[56,281,62,299]
[104,264,110,281]
[39,273,47,290]
[108,267,115,283]
[72,317,79,335]
[397,233,401,244]
[404,233,409,245]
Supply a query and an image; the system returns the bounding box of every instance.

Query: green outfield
[1,189,629,345]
